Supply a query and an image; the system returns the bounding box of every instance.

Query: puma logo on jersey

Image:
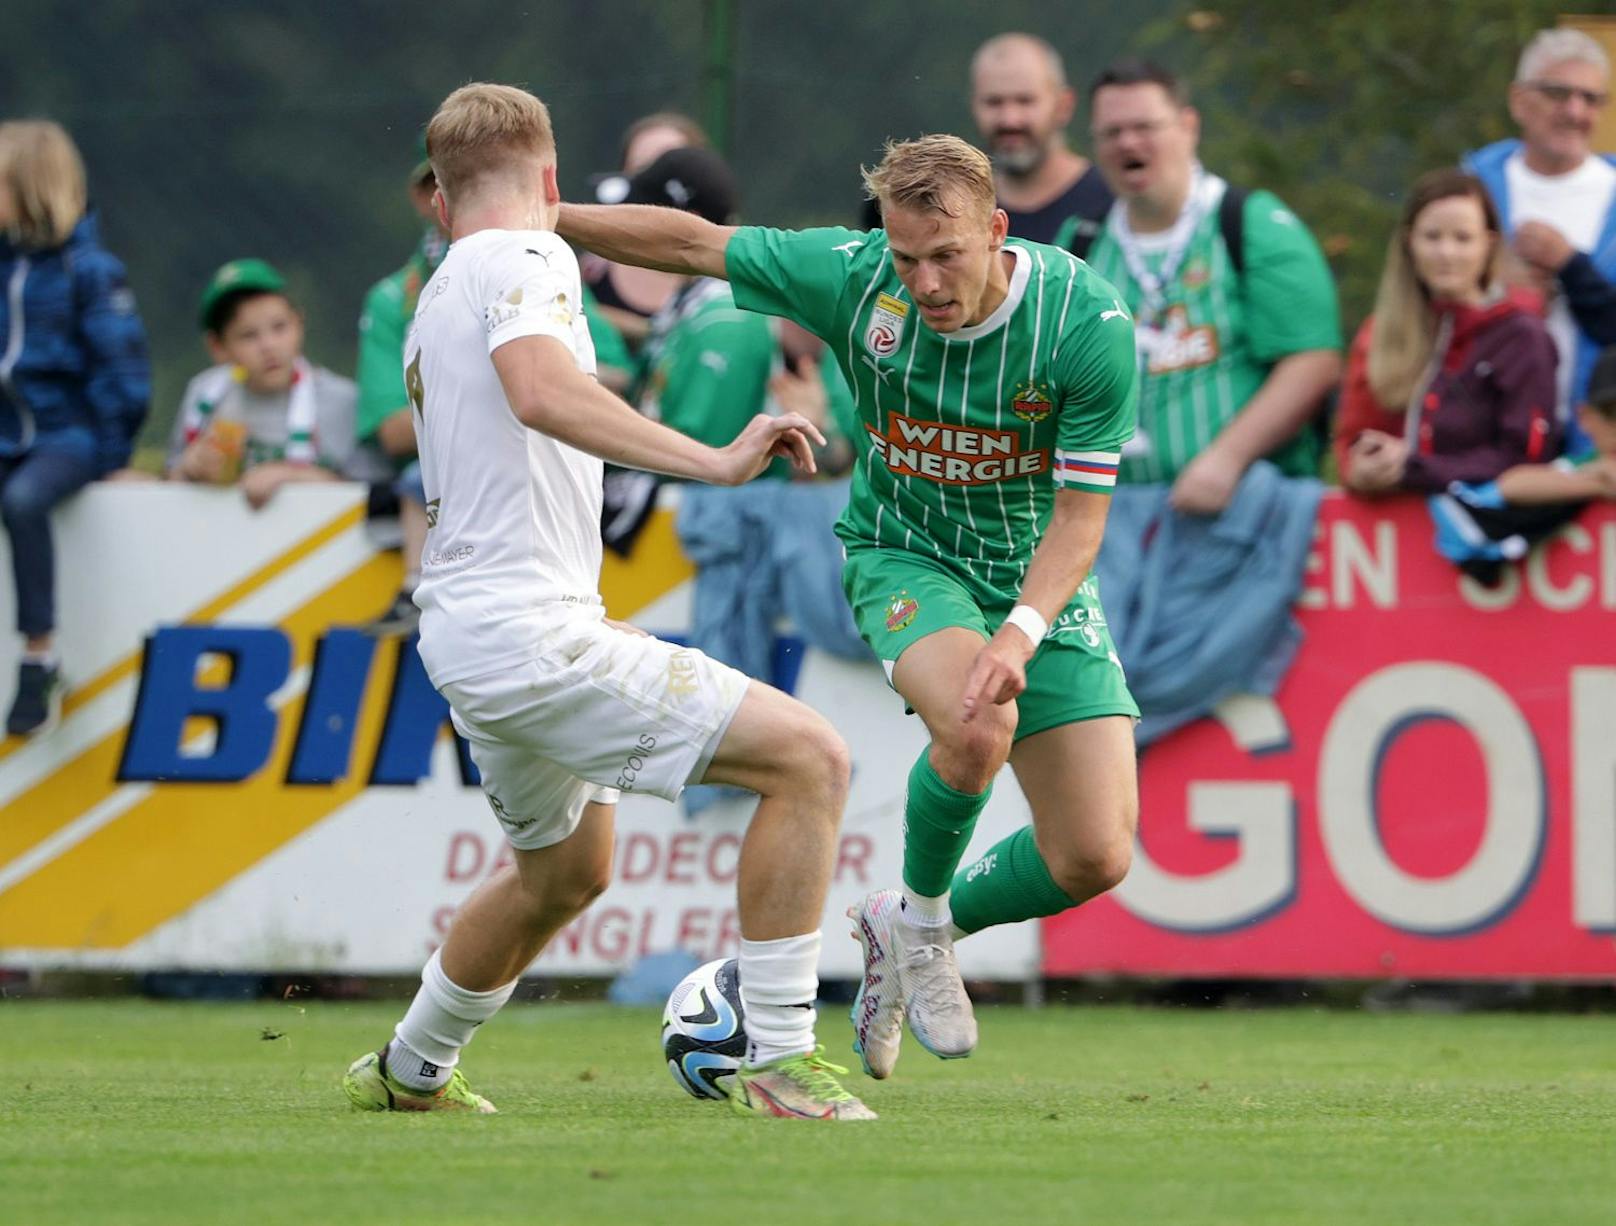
[860,355,895,383]
[524,248,553,264]
[1100,300,1129,323]
[832,240,864,257]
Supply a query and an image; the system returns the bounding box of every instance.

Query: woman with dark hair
[0,120,149,736]
[1336,168,1559,494]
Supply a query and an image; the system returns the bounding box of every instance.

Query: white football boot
[851,888,978,1074]
[849,889,905,1078]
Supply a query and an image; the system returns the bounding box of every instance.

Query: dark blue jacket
[0,212,150,472]
[1464,141,1616,420]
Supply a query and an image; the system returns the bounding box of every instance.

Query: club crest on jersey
[884,591,920,633]
[864,293,909,358]
[1011,380,1053,423]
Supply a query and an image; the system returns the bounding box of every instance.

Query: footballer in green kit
[559,134,1141,1080]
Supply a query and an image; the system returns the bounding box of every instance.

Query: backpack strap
[1218,185,1250,276]
[1061,214,1105,261]
[1066,185,1249,271]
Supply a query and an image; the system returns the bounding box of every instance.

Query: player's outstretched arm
[556,203,735,280]
[961,489,1112,722]
[493,334,822,486]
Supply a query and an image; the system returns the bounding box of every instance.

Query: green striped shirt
[1082,182,1341,483]
[726,226,1137,603]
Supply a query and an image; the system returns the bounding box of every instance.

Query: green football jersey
[355,232,442,444]
[726,226,1138,603]
[579,283,633,385]
[1082,180,1341,483]
[640,277,785,478]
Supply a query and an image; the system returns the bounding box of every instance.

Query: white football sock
[389,949,516,1091]
[900,887,952,928]
[739,931,820,1068]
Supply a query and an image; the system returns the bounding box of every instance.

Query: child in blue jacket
[0,120,150,736]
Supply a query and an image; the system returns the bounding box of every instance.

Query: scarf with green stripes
[182,358,319,464]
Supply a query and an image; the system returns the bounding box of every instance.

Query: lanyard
[1108,166,1220,323]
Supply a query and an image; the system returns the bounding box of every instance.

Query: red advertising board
[1043,494,1616,980]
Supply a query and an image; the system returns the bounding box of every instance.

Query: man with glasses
[1467,29,1616,445]
[1079,58,1340,514]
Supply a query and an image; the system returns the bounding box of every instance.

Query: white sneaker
[891,906,977,1062]
[848,889,904,1078]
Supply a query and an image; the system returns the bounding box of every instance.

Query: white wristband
[1004,604,1048,648]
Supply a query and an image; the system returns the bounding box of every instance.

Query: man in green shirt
[631,151,779,458]
[1080,59,1341,508]
[353,147,450,636]
[559,134,1139,1081]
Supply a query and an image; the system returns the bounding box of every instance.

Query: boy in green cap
[170,258,372,508]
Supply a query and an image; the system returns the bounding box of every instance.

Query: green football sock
[949,826,1077,936]
[902,749,991,899]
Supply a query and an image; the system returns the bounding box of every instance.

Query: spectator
[1336,169,1559,496]
[1465,29,1616,447]
[1082,58,1341,508]
[1079,59,1339,743]
[354,141,445,636]
[0,119,149,737]
[169,259,368,509]
[620,111,709,176]
[970,32,1111,247]
[582,112,710,346]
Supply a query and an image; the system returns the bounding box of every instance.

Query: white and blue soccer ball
[661,957,745,1100]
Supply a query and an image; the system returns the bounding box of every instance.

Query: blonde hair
[426,83,555,203]
[0,120,87,250]
[862,135,996,221]
[1367,169,1504,411]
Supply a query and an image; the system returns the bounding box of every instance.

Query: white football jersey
[406,228,604,688]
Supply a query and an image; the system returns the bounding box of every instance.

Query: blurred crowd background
[2,0,1578,456]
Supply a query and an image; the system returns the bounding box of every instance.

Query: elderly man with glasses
[1467,28,1616,448]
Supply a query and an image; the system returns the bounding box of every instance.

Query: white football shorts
[439,609,751,850]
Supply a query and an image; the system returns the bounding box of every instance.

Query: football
[661,957,746,1100]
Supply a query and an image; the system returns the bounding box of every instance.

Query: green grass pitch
[6,999,1616,1225]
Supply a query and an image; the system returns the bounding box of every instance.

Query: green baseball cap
[198,258,286,332]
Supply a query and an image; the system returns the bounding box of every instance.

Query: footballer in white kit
[405,227,748,850]
[344,82,873,1124]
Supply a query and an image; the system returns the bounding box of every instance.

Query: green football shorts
[842,546,1139,740]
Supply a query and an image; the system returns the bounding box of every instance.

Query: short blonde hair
[426,83,556,202]
[0,120,87,250]
[862,135,996,221]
